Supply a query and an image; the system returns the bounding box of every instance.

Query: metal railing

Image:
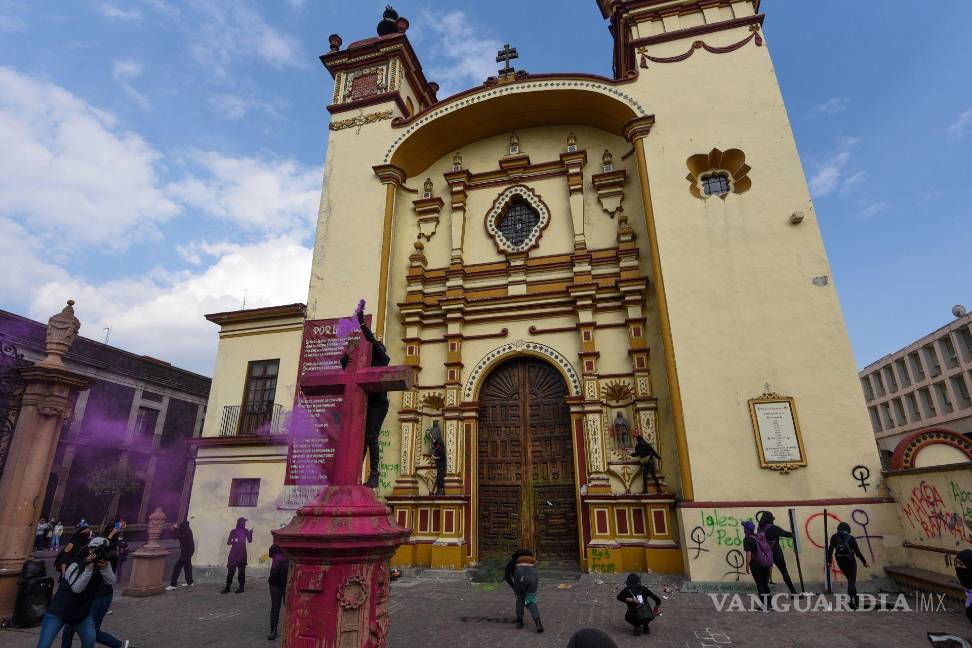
[219,403,283,437]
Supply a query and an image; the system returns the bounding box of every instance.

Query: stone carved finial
[39,300,80,368]
[452,152,462,172]
[145,508,167,548]
[566,132,577,153]
[508,132,520,155]
[422,177,433,198]
[601,149,614,173]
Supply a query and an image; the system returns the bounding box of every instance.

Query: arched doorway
[477,357,579,565]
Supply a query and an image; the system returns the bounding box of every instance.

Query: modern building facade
[860,309,972,460]
[0,309,210,537]
[188,0,901,582]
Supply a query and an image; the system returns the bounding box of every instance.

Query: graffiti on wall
[851,465,871,492]
[377,427,399,491]
[900,479,972,547]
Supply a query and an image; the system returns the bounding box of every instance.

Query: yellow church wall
[199,315,303,439]
[677,502,904,584]
[623,22,884,507]
[188,443,292,568]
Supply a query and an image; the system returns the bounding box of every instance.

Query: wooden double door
[477,358,579,564]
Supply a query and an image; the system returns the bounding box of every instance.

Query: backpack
[833,533,853,559]
[753,528,774,568]
[626,588,655,623]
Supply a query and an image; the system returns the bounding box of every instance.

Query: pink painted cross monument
[273,315,412,647]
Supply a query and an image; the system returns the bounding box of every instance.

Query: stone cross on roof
[496,44,518,76]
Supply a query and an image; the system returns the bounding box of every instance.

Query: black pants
[641,461,661,492]
[835,557,858,606]
[435,463,446,495]
[772,550,797,594]
[364,398,389,475]
[751,562,771,608]
[226,565,246,588]
[170,554,193,586]
[269,585,285,630]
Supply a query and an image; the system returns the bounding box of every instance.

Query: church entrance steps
[885,565,965,606]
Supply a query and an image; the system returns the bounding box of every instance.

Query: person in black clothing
[431,437,447,496]
[340,306,389,489]
[167,520,195,589]
[267,544,289,641]
[826,521,868,609]
[504,549,542,632]
[61,531,129,648]
[631,437,662,493]
[566,628,619,648]
[955,549,972,625]
[741,520,770,611]
[37,537,115,648]
[756,511,798,595]
[617,573,661,636]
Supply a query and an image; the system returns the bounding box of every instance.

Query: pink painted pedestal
[273,486,409,648]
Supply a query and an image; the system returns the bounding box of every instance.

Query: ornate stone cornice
[372,164,407,186]
[623,115,655,143]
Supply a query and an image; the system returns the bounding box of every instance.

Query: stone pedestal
[272,485,409,648]
[122,508,170,598]
[0,301,91,619]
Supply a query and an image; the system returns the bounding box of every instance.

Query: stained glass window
[497,197,540,248]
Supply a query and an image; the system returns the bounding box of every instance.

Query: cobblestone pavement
[1,575,969,648]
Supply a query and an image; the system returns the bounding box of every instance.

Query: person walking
[742,520,772,611]
[505,549,543,632]
[36,537,115,648]
[756,511,799,595]
[222,518,252,594]
[826,521,868,610]
[166,521,195,590]
[50,521,64,551]
[61,531,130,648]
[267,544,289,640]
[956,549,972,625]
[617,573,661,636]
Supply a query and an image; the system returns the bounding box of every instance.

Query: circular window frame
[484,184,551,254]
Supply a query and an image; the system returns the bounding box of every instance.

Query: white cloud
[187,1,305,74]
[840,170,867,194]
[22,236,313,375]
[112,58,150,109]
[95,3,143,20]
[809,137,861,198]
[167,151,321,234]
[418,10,502,97]
[947,107,972,140]
[0,13,25,31]
[207,92,283,120]
[859,201,887,218]
[815,97,849,115]
[0,66,178,248]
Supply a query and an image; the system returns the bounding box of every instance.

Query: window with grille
[240,359,279,436]
[701,173,730,196]
[497,197,540,248]
[229,478,260,507]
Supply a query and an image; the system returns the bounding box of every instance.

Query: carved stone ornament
[39,300,80,368]
[145,507,167,548]
[484,184,551,254]
[686,148,752,199]
[337,575,369,609]
[330,110,393,131]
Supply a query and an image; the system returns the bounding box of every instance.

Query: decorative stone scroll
[330,110,394,131]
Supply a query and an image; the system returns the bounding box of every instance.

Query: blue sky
[1,0,970,376]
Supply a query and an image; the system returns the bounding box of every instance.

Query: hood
[957,549,972,589]
[625,572,641,587]
[757,511,775,526]
[269,544,284,558]
[87,536,109,550]
[235,517,247,529]
[566,628,620,648]
[836,522,851,534]
[741,520,756,537]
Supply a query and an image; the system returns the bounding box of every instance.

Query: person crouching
[504,549,543,632]
[617,573,660,636]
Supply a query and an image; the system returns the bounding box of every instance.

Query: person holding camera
[61,528,129,648]
[36,536,116,648]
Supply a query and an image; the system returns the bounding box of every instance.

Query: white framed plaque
[748,392,806,473]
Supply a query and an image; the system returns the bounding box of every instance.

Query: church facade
[188,0,902,582]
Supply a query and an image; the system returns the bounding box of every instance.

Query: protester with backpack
[826,521,868,609]
[757,511,799,596]
[617,573,661,636]
[742,520,772,611]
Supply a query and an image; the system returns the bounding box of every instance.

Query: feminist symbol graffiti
[723,550,745,581]
[690,526,710,559]
[851,465,871,492]
[851,508,882,562]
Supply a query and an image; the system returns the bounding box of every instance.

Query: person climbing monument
[340,302,389,489]
[632,435,662,493]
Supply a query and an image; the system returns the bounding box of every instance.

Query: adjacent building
[0,309,210,537]
[860,308,972,462]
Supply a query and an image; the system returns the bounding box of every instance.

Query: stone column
[0,301,92,618]
[121,508,170,597]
